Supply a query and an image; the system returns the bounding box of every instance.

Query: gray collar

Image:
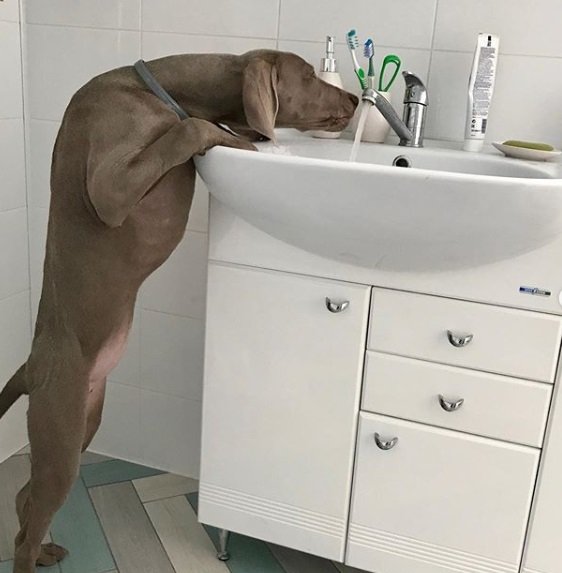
[134,59,189,120]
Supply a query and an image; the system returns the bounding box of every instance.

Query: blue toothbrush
[363,39,376,89]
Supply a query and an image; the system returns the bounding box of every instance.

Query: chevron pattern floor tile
[0,449,366,573]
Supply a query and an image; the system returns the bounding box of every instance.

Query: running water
[349,101,371,162]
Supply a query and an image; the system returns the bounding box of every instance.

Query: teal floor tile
[0,560,60,572]
[51,477,115,573]
[186,493,285,573]
[80,459,164,488]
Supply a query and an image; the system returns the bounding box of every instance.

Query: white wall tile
[90,381,141,461]
[109,310,141,387]
[142,0,279,39]
[25,0,140,30]
[26,24,140,120]
[140,390,202,477]
[0,291,30,462]
[28,206,49,325]
[434,0,562,57]
[140,230,208,320]
[0,209,29,301]
[279,40,431,101]
[425,50,472,142]
[140,310,204,401]
[485,55,562,148]
[0,22,23,118]
[28,120,59,208]
[0,119,26,211]
[142,31,276,61]
[426,51,562,147]
[279,0,438,49]
[0,0,19,23]
[0,291,30,384]
[188,178,209,234]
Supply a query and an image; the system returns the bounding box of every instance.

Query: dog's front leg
[87,118,256,228]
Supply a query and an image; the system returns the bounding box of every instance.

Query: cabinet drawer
[347,413,540,573]
[362,352,552,447]
[368,289,562,382]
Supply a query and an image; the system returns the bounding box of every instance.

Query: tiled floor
[0,448,364,573]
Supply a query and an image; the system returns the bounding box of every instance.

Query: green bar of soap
[503,139,554,151]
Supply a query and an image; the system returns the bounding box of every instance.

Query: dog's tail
[0,364,27,420]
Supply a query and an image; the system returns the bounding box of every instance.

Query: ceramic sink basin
[195,130,562,271]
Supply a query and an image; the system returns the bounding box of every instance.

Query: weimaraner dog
[0,49,357,572]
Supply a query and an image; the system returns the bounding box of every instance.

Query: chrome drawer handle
[325,297,350,313]
[374,433,399,451]
[447,330,473,348]
[438,394,465,412]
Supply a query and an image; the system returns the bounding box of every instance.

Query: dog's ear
[242,58,279,142]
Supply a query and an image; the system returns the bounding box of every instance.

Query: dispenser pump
[320,36,337,73]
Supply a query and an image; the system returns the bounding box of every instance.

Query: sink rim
[197,136,561,186]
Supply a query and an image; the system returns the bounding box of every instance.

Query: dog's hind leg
[13,337,87,573]
[82,377,107,452]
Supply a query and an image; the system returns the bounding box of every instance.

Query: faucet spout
[401,71,429,147]
[361,88,413,144]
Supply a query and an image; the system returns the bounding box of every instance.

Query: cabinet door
[347,413,540,573]
[199,263,371,561]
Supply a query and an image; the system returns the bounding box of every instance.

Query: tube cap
[463,138,484,152]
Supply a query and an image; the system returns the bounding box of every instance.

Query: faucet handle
[403,71,428,106]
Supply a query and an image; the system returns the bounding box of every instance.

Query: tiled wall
[0,0,30,461]
[22,0,562,476]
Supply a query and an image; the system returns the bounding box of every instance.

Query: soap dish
[492,142,562,162]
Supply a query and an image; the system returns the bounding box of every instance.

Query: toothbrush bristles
[363,38,374,58]
[346,29,359,48]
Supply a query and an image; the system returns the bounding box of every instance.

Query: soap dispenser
[310,36,344,139]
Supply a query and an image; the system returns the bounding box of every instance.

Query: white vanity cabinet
[199,258,562,573]
[347,413,540,573]
[199,263,371,560]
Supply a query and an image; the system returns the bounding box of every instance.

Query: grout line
[18,0,37,343]
[425,0,441,87]
[138,306,205,322]
[25,21,140,33]
[0,287,30,304]
[275,0,282,50]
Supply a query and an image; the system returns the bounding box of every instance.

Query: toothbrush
[363,38,376,89]
[346,30,367,90]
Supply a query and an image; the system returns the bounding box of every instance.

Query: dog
[0,49,358,572]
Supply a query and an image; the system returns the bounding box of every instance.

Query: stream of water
[349,101,371,162]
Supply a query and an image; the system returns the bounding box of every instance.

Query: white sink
[195,130,562,271]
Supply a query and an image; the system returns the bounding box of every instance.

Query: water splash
[349,101,371,162]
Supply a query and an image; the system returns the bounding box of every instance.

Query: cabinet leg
[217,529,231,561]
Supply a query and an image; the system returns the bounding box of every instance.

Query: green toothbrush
[346,30,367,89]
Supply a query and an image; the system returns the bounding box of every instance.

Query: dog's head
[240,50,358,142]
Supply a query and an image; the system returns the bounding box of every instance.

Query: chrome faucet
[361,71,428,147]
